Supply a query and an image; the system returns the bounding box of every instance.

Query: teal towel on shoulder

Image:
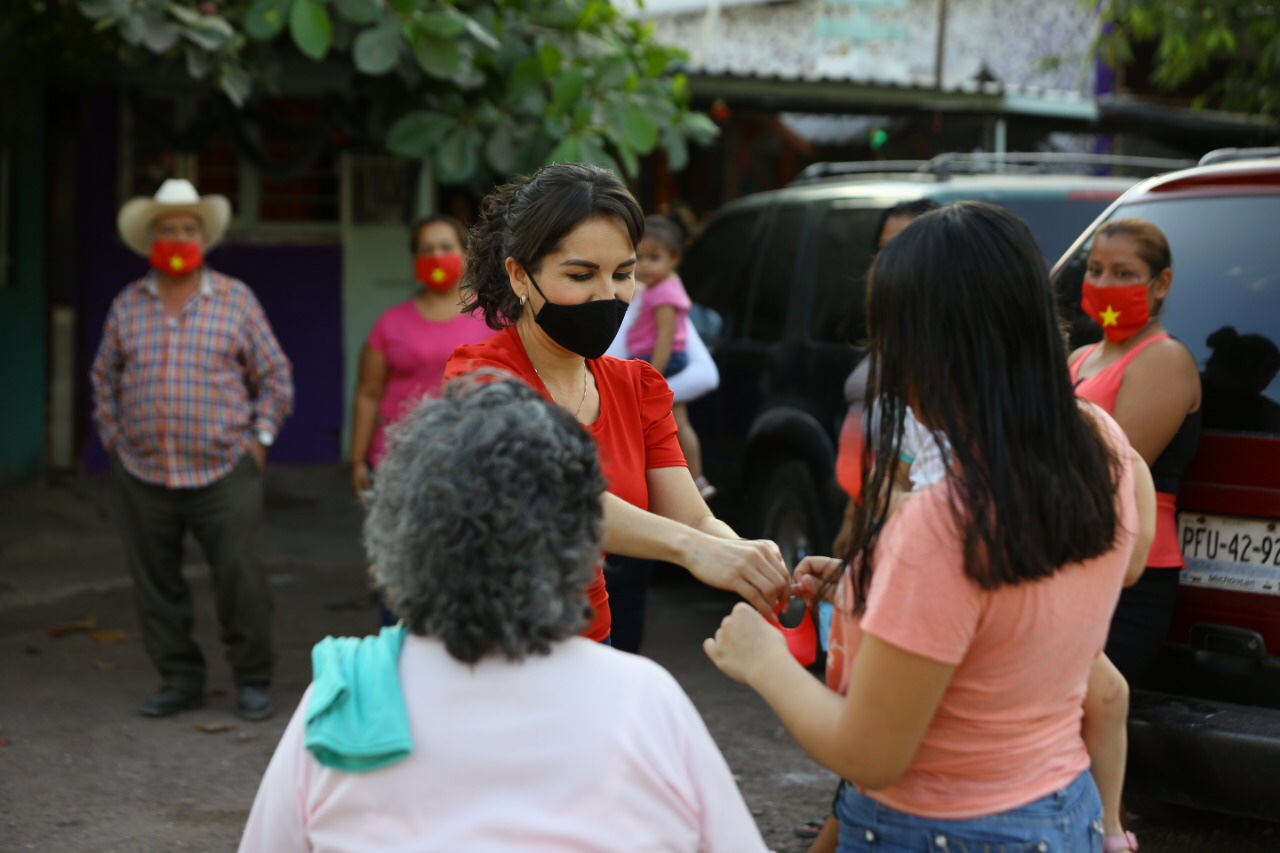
[304,624,412,773]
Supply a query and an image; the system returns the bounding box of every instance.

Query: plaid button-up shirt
[91,270,294,489]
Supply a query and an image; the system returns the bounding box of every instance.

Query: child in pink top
[628,215,713,498]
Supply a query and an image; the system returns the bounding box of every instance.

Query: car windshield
[996,197,1118,261]
[1056,194,1280,436]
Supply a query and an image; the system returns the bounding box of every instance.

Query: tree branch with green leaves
[75,0,718,183]
[1092,0,1279,117]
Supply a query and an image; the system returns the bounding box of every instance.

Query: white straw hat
[117,179,231,256]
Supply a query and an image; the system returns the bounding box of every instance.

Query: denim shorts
[635,350,688,379]
[834,771,1104,852]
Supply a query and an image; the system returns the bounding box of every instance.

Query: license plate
[1179,512,1280,596]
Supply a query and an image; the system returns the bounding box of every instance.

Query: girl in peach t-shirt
[706,202,1156,851]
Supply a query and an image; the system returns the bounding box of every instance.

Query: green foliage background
[64,0,717,183]
[1093,0,1279,117]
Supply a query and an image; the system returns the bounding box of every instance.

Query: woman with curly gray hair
[443,162,789,651]
[240,378,766,851]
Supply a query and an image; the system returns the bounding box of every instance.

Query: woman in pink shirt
[349,215,492,495]
[706,202,1156,851]
[240,379,765,853]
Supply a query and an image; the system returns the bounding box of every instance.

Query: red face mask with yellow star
[149,240,204,276]
[415,252,462,293]
[1081,280,1151,343]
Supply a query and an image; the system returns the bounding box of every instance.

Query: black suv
[1051,149,1280,821]
[683,154,1185,567]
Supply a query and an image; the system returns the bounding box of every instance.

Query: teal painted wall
[339,225,414,460]
[0,89,46,483]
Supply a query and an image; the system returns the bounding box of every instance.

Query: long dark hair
[846,201,1121,611]
[462,163,645,330]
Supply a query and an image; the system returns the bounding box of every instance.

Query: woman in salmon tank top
[1069,218,1202,687]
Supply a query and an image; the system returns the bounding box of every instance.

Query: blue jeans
[835,771,1104,852]
[635,350,688,379]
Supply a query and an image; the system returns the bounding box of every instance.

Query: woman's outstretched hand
[683,535,790,614]
[704,602,791,686]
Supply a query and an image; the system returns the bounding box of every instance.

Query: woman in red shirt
[444,163,788,644]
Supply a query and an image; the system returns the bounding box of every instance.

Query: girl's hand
[704,602,791,686]
[792,555,844,605]
[352,462,372,498]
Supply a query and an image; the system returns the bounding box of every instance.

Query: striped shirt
[91,270,294,489]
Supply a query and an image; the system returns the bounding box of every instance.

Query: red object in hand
[773,598,818,667]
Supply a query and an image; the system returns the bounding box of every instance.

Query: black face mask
[525,269,629,359]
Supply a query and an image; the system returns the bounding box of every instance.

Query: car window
[809,205,882,344]
[745,204,807,342]
[680,208,764,341]
[1056,195,1280,436]
[996,197,1117,261]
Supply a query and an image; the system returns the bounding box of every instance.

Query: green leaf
[290,0,333,61]
[621,104,658,153]
[353,21,401,75]
[387,110,454,159]
[613,140,638,179]
[166,3,234,36]
[413,30,463,79]
[464,17,500,50]
[598,55,629,89]
[579,134,622,177]
[662,127,688,172]
[78,0,115,20]
[539,42,563,76]
[245,0,291,41]
[572,101,594,130]
[484,119,518,174]
[120,11,147,45]
[417,10,467,38]
[435,124,480,182]
[186,45,214,79]
[333,0,381,25]
[182,22,232,51]
[220,64,253,107]
[547,135,582,165]
[143,20,181,53]
[507,56,546,115]
[681,111,719,144]
[552,68,587,113]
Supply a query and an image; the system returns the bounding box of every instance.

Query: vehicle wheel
[757,460,827,575]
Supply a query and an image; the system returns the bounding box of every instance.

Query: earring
[519,294,527,305]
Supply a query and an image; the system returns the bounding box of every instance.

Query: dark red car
[1051,150,1280,821]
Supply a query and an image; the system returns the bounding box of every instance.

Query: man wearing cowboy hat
[91,179,293,721]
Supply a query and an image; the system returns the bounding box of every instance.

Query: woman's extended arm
[601,468,789,612]
[350,344,388,494]
[705,603,953,789]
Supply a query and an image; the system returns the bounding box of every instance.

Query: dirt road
[1,469,1275,851]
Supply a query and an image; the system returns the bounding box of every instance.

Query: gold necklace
[533,363,589,417]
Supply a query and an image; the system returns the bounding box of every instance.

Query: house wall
[0,88,47,484]
[650,0,1099,93]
